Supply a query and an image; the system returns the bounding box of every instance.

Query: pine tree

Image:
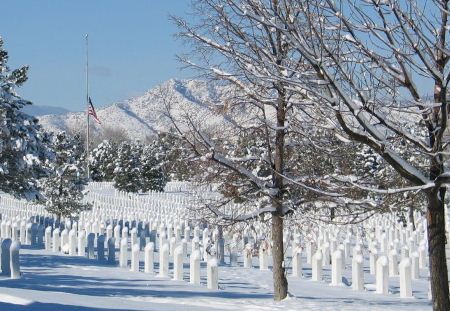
[89,140,117,181]
[113,142,142,192]
[140,145,166,192]
[0,36,50,198]
[40,132,90,219]
[153,132,194,181]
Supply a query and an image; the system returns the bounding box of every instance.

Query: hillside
[37,79,230,140]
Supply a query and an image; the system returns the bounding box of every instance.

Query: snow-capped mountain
[37,79,230,140]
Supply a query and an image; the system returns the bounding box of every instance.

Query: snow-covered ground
[0,184,440,310]
[0,243,433,310]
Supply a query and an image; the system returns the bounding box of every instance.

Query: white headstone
[173,245,184,281]
[144,242,154,273]
[45,226,52,251]
[375,256,389,294]
[312,250,323,282]
[52,228,61,253]
[9,241,20,279]
[119,237,128,268]
[292,247,302,278]
[331,250,343,286]
[130,243,140,272]
[158,243,169,278]
[190,249,201,284]
[352,254,364,291]
[399,257,413,298]
[207,258,219,290]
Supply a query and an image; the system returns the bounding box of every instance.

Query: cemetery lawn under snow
[0,184,442,311]
[0,245,432,311]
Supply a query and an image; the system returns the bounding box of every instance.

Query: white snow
[0,184,437,311]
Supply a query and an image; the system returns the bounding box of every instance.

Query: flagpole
[85,34,90,180]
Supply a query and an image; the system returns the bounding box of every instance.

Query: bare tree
[240,0,450,309]
[171,0,379,300]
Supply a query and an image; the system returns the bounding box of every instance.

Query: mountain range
[34,79,229,140]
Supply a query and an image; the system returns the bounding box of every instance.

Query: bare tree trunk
[217,225,225,265]
[427,190,450,311]
[271,83,288,301]
[408,206,416,231]
[272,211,287,301]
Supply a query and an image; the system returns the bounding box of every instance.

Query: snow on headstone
[19,221,26,244]
[158,243,169,278]
[181,239,187,258]
[11,222,18,241]
[192,237,200,253]
[401,246,410,260]
[130,243,140,272]
[375,256,389,295]
[207,258,219,290]
[144,242,154,273]
[78,230,86,256]
[351,254,364,291]
[131,228,138,247]
[243,244,252,269]
[388,249,399,277]
[184,227,191,242]
[45,226,52,251]
[61,229,69,253]
[312,250,323,282]
[114,225,121,247]
[169,237,176,256]
[306,241,314,265]
[259,242,268,271]
[331,249,343,286]
[369,248,378,275]
[119,237,128,268]
[190,249,201,285]
[173,245,183,281]
[106,225,113,241]
[9,241,20,279]
[292,247,302,278]
[399,257,413,298]
[52,228,61,252]
[69,229,77,256]
[411,252,420,279]
[418,242,427,269]
[322,242,330,266]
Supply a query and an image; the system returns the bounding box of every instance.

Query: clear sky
[0,0,193,111]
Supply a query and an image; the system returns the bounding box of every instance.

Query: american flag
[88,97,101,124]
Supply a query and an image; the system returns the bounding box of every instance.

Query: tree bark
[408,206,416,231]
[272,211,287,301]
[426,190,450,311]
[217,225,225,265]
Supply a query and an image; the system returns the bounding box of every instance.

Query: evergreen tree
[0,36,50,198]
[140,145,166,192]
[152,131,194,181]
[113,142,142,192]
[89,140,117,181]
[40,132,90,218]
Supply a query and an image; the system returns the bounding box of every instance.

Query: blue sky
[0,0,192,111]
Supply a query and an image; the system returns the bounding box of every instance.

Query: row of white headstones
[0,182,446,300]
[0,214,220,290]
[0,211,432,300]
